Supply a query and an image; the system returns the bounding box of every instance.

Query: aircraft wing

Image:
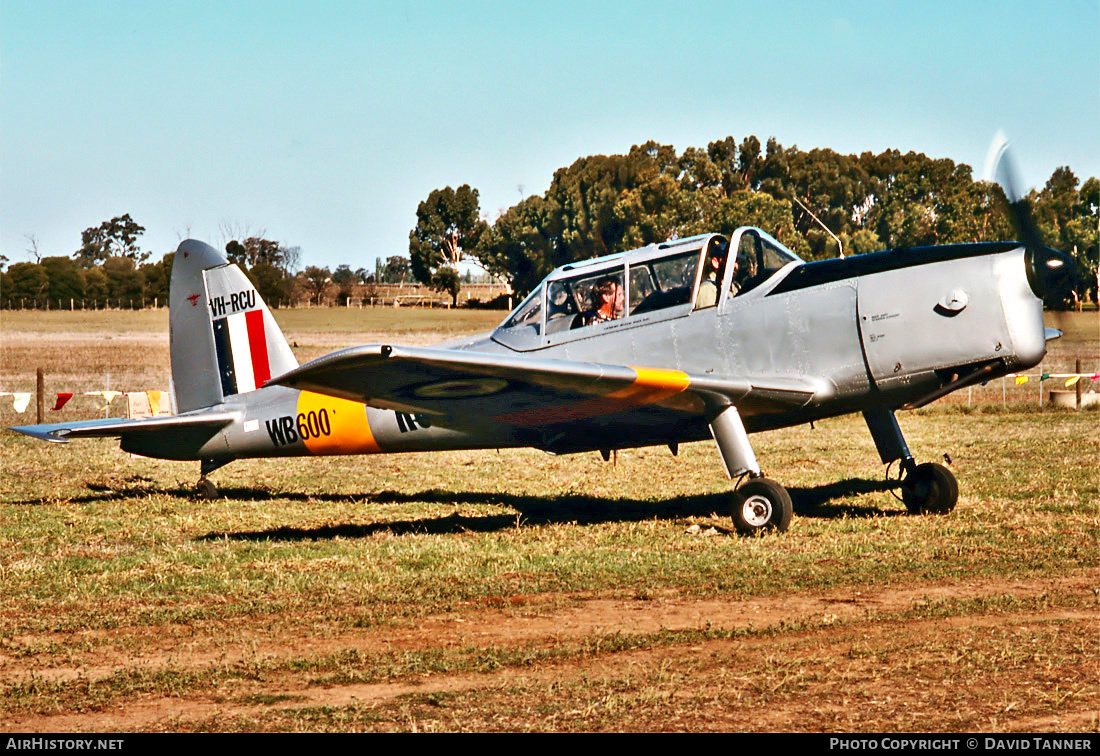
[9,411,237,443]
[271,344,833,432]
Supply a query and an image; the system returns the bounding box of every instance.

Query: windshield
[499,284,543,334]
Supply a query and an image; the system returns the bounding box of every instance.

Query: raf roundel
[412,378,510,399]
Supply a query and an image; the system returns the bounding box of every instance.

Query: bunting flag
[12,393,31,413]
[1092,373,1099,382]
[51,393,74,411]
[1065,376,1081,387]
[147,390,161,417]
[84,390,122,406]
[1040,373,1050,381]
[1015,375,1029,385]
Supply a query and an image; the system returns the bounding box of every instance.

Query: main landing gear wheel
[731,478,793,534]
[197,477,219,500]
[900,462,958,515]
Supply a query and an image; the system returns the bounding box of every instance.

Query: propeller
[983,131,1079,306]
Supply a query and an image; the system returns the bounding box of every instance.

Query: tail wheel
[732,478,793,534]
[901,462,958,514]
[197,478,219,500]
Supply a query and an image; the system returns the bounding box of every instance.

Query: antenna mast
[793,197,844,259]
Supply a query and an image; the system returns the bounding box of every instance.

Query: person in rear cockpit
[695,246,725,309]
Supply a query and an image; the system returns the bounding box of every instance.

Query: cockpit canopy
[493,228,802,351]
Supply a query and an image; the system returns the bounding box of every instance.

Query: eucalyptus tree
[74,214,148,266]
[409,185,488,291]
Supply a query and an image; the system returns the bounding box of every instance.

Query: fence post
[1076,358,1083,409]
[36,368,44,424]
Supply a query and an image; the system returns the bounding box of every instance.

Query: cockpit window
[496,231,796,341]
[546,268,626,333]
[628,249,700,315]
[500,284,543,334]
[732,230,800,296]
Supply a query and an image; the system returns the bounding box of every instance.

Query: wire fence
[4,367,1097,424]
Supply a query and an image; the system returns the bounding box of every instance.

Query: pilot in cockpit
[732,236,760,294]
[695,240,729,309]
[592,276,624,322]
[573,275,624,328]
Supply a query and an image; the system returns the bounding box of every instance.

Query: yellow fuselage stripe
[296,391,382,455]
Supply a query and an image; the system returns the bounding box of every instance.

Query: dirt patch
[5,574,1087,685]
[3,572,1096,732]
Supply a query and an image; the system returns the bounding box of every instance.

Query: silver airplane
[10,215,1075,533]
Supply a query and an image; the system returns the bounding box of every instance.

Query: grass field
[0,309,1097,732]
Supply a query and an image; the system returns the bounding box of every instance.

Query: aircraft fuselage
[143,239,1045,466]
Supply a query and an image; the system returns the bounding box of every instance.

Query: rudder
[169,240,298,412]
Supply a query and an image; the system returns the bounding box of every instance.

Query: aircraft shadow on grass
[191,477,903,542]
[12,476,901,540]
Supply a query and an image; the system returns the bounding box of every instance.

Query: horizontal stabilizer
[9,411,237,443]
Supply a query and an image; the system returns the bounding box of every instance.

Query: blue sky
[2,0,1098,271]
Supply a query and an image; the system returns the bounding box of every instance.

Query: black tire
[197,478,219,500]
[901,462,958,515]
[731,478,793,534]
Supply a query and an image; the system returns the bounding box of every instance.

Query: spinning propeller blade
[984,131,1079,306]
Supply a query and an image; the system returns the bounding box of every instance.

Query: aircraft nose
[1025,246,1077,303]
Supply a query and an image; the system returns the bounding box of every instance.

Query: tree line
[409,137,1099,305]
[0,216,427,309]
[2,215,177,309]
[5,136,1095,310]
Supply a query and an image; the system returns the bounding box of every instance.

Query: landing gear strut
[709,404,792,533]
[863,408,958,515]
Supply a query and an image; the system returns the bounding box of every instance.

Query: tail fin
[170,240,298,412]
